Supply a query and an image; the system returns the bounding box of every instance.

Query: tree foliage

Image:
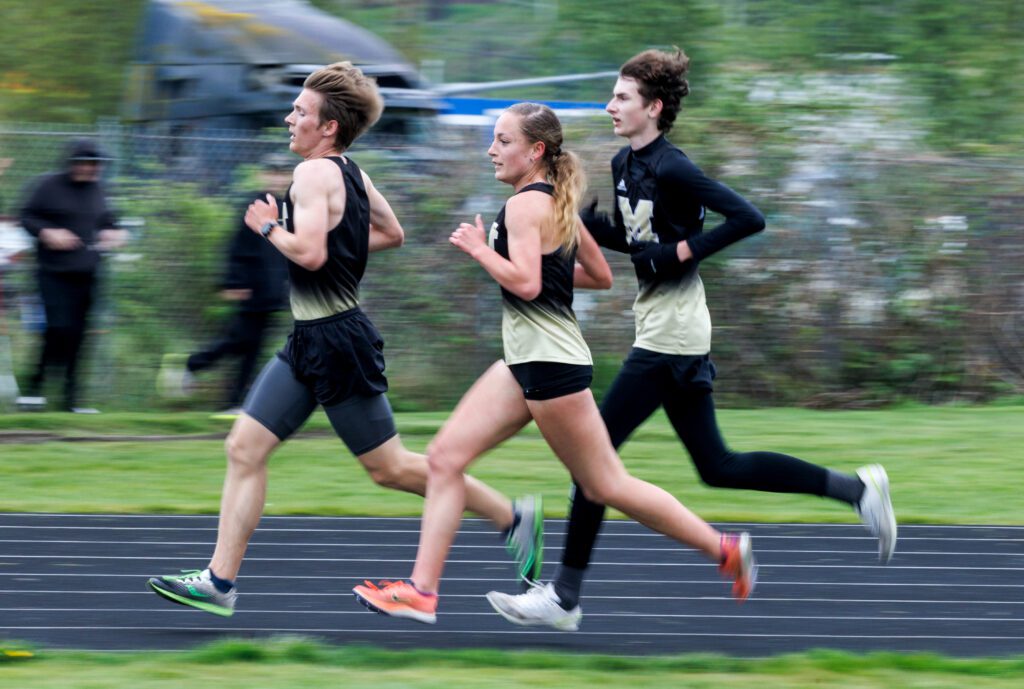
[3,0,1021,145]
[0,0,146,123]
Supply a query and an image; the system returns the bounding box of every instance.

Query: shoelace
[511,582,562,615]
[173,569,205,584]
[361,579,401,592]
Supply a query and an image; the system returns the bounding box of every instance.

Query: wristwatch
[259,220,279,238]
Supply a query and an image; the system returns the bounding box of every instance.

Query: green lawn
[1,405,1020,524]
[2,640,1023,689]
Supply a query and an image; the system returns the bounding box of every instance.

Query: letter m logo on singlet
[488,221,499,249]
[617,197,655,244]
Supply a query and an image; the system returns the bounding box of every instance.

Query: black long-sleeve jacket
[583,135,765,354]
[20,172,118,273]
[222,191,289,313]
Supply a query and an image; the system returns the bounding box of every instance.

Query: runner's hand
[245,193,279,234]
[450,214,488,259]
[629,240,687,280]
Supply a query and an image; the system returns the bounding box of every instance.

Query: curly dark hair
[619,48,691,133]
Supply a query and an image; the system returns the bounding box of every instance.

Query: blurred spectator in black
[160,153,291,416]
[0,157,12,215]
[17,139,127,413]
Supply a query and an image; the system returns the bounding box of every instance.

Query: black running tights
[561,357,830,570]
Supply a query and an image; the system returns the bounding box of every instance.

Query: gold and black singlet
[281,156,369,321]
[489,182,592,366]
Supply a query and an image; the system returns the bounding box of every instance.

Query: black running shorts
[508,361,593,401]
[280,308,388,408]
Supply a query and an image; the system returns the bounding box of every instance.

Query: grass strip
[2,637,1023,688]
[2,406,1022,523]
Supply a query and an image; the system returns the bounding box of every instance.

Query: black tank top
[281,156,370,320]
[489,182,591,365]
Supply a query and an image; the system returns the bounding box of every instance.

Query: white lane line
[2,625,1021,641]
[3,607,1021,624]
[2,515,1022,531]
[1,539,1018,558]
[1,572,1022,589]
[3,590,1023,604]
[3,554,1021,571]
[4,514,1023,527]
[2,526,1020,543]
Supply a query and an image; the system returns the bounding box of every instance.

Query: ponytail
[547,149,585,252]
[506,102,585,252]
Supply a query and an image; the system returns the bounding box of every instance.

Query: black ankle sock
[825,470,865,506]
[208,568,235,593]
[501,509,522,541]
[553,564,585,610]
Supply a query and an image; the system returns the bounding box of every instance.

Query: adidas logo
[617,179,627,191]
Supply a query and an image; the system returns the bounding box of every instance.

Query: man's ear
[321,119,339,139]
[648,98,664,122]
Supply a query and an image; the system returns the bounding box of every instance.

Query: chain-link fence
[1,120,1023,412]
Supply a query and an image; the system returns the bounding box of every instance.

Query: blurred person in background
[17,139,127,413]
[0,157,12,214]
[486,48,896,631]
[158,153,293,417]
[146,62,542,618]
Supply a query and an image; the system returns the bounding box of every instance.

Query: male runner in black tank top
[486,49,896,631]
[146,62,542,618]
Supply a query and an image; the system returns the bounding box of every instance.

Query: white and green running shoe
[505,495,544,587]
[856,464,898,563]
[148,569,236,617]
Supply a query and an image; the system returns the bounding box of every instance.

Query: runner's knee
[425,437,470,479]
[576,473,622,506]
[224,428,269,473]
[364,454,409,490]
[693,451,740,488]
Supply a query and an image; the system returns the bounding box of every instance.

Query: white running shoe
[156,354,195,399]
[486,582,581,632]
[15,396,46,411]
[856,464,897,563]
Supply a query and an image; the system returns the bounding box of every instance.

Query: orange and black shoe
[353,579,438,624]
[718,532,757,602]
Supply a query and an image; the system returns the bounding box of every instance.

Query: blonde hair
[304,62,384,150]
[506,102,585,252]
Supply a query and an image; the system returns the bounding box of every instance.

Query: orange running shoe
[353,579,438,624]
[718,532,758,602]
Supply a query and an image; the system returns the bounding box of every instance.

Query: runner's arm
[245,160,330,271]
[574,220,613,290]
[361,170,405,253]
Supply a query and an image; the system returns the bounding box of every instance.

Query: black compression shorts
[243,355,397,455]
